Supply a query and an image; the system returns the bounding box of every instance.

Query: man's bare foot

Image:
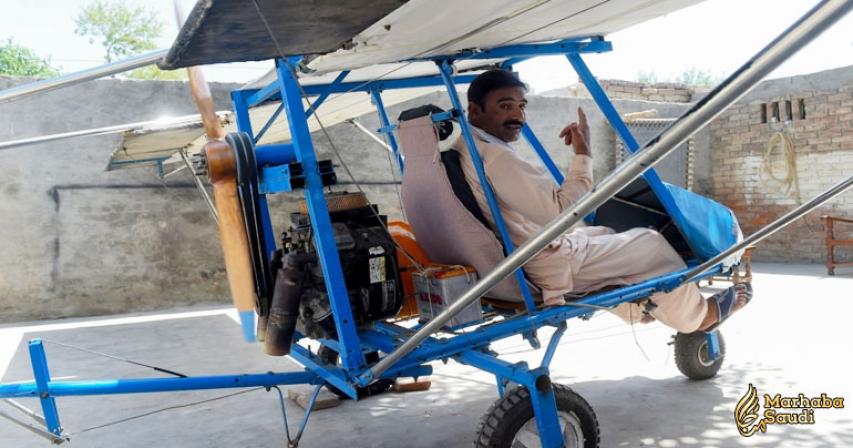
[699,283,752,332]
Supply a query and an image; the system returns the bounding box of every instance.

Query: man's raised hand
[558,107,591,156]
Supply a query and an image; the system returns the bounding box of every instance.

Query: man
[451,69,749,333]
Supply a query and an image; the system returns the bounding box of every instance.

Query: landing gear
[475,384,600,448]
[674,330,725,380]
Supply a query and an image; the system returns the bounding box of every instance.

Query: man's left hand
[558,108,591,156]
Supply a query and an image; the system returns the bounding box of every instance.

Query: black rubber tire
[474,384,600,448]
[674,330,725,380]
[317,346,393,400]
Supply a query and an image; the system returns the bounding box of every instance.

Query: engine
[277,192,404,340]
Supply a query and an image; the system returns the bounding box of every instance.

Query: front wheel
[674,330,725,380]
[475,384,600,448]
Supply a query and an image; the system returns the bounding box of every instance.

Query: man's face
[468,86,527,142]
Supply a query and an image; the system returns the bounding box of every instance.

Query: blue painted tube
[305,70,350,118]
[369,88,404,172]
[247,81,280,108]
[253,103,284,143]
[540,323,567,368]
[288,344,357,400]
[567,52,701,255]
[521,123,563,185]
[706,332,722,360]
[237,73,480,105]
[0,370,318,398]
[275,59,365,372]
[29,340,62,436]
[255,143,296,166]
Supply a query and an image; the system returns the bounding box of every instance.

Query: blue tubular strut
[305,70,350,118]
[521,123,564,185]
[253,103,284,144]
[436,60,538,312]
[369,87,404,173]
[274,58,366,371]
[29,340,61,437]
[457,351,563,448]
[541,323,567,368]
[251,70,346,153]
[1,369,318,398]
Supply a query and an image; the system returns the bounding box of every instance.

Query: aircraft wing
[108,113,231,171]
[160,0,706,72]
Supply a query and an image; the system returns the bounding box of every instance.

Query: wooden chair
[706,245,755,285]
[821,215,853,275]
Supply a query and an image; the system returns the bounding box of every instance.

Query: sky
[1,0,851,93]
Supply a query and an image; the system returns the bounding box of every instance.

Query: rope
[761,130,801,203]
[43,339,187,378]
[67,388,263,436]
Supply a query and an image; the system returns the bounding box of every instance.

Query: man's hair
[467,69,527,110]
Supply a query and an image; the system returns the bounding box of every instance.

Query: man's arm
[557,108,594,207]
[486,109,593,224]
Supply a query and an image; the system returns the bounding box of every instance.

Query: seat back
[397,115,525,301]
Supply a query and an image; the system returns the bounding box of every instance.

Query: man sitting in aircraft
[450,69,750,333]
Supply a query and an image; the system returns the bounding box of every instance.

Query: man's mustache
[503,120,524,127]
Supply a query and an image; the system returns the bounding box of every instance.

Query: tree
[128,65,187,81]
[0,38,59,78]
[634,67,723,87]
[677,66,723,87]
[75,0,162,63]
[636,70,659,84]
[74,1,185,80]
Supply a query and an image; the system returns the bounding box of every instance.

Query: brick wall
[560,79,704,103]
[708,66,853,263]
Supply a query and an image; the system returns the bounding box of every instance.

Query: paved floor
[1,263,851,448]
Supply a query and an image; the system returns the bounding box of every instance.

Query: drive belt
[227,132,272,316]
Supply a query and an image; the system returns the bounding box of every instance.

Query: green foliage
[74,0,163,64]
[636,70,659,84]
[677,66,723,87]
[129,66,188,81]
[634,66,724,87]
[0,38,59,78]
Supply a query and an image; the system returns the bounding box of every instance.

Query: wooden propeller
[175,1,257,342]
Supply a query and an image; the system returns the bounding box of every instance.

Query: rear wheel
[317,346,393,399]
[674,330,725,380]
[475,384,600,448]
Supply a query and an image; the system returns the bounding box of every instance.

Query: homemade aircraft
[1,0,852,447]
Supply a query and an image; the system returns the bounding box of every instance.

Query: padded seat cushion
[397,115,526,301]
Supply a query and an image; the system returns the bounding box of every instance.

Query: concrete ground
[1,262,851,448]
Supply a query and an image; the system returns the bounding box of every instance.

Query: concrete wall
[708,66,853,263]
[0,76,239,322]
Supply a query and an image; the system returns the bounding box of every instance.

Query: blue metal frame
[521,123,564,185]
[369,87,404,172]
[29,340,61,437]
[274,58,366,374]
[1,37,736,447]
